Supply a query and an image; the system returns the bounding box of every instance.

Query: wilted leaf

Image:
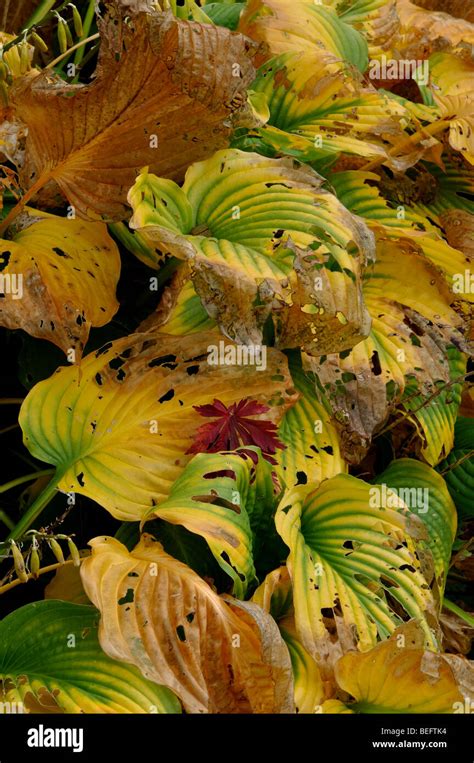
[81,534,295,713]
[306,237,469,463]
[128,149,374,354]
[0,208,120,356]
[0,600,181,713]
[396,0,474,59]
[19,330,297,521]
[10,9,256,219]
[249,51,408,163]
[331,623,469,713]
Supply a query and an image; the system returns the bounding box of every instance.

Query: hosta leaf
[0,208,120,356]
[250,52,408,162]
[396,0,474,58]
[336,0,399,58]
[331,170,474,299]
[238,0,368,72]
[10,9,256,220]
[81,535,295,714]
[252,568,325,712]
[373,459,457,595]
[45,555,91,605]
[128,149,374,354]
[307,237,468,463]
[0,600,180,713]
[277,352,346,489]
[145,447,276,596]
[19,330,297,521]
[331,623,467,713]
[252,565,293,620]
[204,2,246,30]
[438,417,474,518]
[275,473,438,669]
[280,619,325,713]
[426,53,474,165]
[400,347,466,466]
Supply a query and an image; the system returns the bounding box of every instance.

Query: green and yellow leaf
[0,600,181,713]
[275,473,438,670]
[19,330,297,521]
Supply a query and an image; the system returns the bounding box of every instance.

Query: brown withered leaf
[1,0,36,34]
[441,209,474,261]
[396,0,474,58]
[440,608,474,655]
[305,238,468,463]
[81,535,295,714]
[10,10,256,220]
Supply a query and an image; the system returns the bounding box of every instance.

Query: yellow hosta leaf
[81,535,295,714]
[427,53,474,165]
[252,565,293,620]
[45,554,91,605]
[276,474,437,671]
[251,52,408,162]
[333,624,469,713]
[129,149,374,355]
[238,0,368,71]
[19,330,297,521]
[373,459,457,597]
[0,208,120,356]
[145,448,277,597]
[10,10,256,219]
[280,619,325,713]
[331,170,474,299]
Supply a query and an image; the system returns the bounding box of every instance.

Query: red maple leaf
[186,398,286,464]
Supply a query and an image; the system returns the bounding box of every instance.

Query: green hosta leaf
[204,2,245,29]
[276,473,438,667]
[0,601,180,714]
[373,459,457,596]
[145,448,276,597]
[438,417,474,519]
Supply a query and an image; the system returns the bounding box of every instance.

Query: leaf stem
[45,31,99,70]
[0,469,55,495]
[73,0,96,69]
[6,473,61,542]
[0,510,14,531]
[362,118,450,172]
[0,171,52,236]
[443,598,474,628]
[0,398,24,405]
[0,559,76,595]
